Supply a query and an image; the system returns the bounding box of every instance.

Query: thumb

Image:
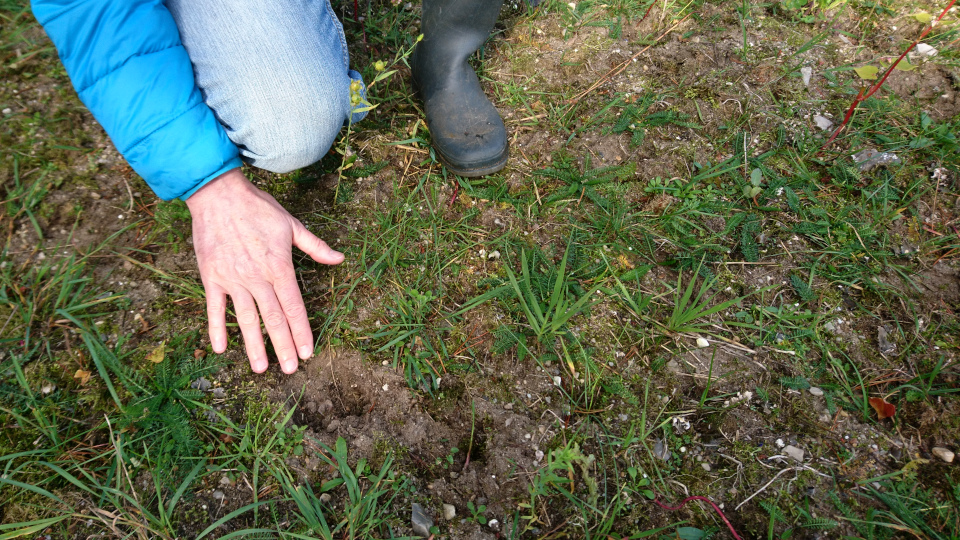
[292,221,345,265]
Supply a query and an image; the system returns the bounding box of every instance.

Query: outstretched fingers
[249,281,299,374]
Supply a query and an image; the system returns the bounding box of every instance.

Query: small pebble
[701,463,711,472]
[784,445,805,462]
[932,447,955,463]
[808,387,824,396]
[442,503,456,520]
[1,108,11,115]
[212,490,224,500]
[319,493,332,503]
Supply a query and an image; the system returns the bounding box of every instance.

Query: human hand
[185,168,344,373]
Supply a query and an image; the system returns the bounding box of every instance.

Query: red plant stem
[640,0,656,22]
[821,0,956,149]
[449,179,459,208]
[653,495,743,540]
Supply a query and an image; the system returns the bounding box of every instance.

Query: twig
[735,466,797,510]
[822,0,956,149]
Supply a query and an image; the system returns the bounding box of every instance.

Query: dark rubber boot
[411,0,508,177]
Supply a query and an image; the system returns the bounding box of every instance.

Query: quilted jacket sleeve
[31,0,243,200]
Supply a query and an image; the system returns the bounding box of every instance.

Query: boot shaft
[418,0,504,57]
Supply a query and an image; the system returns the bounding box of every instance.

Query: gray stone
[442,503,456,520]
[319,493,332,504]
[878,326,896,355]
[653,439,672,461]
[212,490,224,500]
[701,463,712,472]
[853,148,901,172]
[411,503,433,537]
[932,447,955,463]
[808,387,824,397]
[191,377,212,391]
[212,387,226,399]
[325,419,341,433]
[318,399,334,415]
[784,445,805,462]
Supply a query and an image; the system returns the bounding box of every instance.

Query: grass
[2,0,960,537]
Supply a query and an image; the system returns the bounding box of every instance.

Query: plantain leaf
[854,65,879,80]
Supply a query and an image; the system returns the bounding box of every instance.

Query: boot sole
[436,142,509,177]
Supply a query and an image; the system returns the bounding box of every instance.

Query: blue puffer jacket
[32,0,243,201]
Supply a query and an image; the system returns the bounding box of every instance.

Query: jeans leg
[165,0,366,173]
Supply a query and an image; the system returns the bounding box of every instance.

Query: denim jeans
[165,0,366,174]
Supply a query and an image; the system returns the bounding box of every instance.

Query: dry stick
[735,466,798,510]
[566,13,692,106]
[822,0,957,149]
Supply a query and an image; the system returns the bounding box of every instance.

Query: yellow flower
[374,60,386,72]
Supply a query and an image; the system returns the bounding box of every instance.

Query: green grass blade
[0,516,72,540]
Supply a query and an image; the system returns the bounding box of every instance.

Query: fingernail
[282,359,298,374]
[252,357,268,373]
[212,337,225,352]
[299,346,312,359]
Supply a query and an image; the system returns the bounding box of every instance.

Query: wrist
[185,168,249,212]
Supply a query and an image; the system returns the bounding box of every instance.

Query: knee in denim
[240,87,350,174]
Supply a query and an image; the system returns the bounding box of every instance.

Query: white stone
[800,66,812,86]
[916,43,938,57]
[808,387,824,396]
[932,447,955,463]
[442,504,456,520]
[1,108,11,115]
[784,445,805,462]
[814,115,834,131]
[696,337,709,348]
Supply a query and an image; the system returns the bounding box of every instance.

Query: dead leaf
[194,349,207,360]
[868,396,896,419]
[74,369,92,385]
[854,65,879,80]
[134,313,150,333]
[146,342,166,364]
